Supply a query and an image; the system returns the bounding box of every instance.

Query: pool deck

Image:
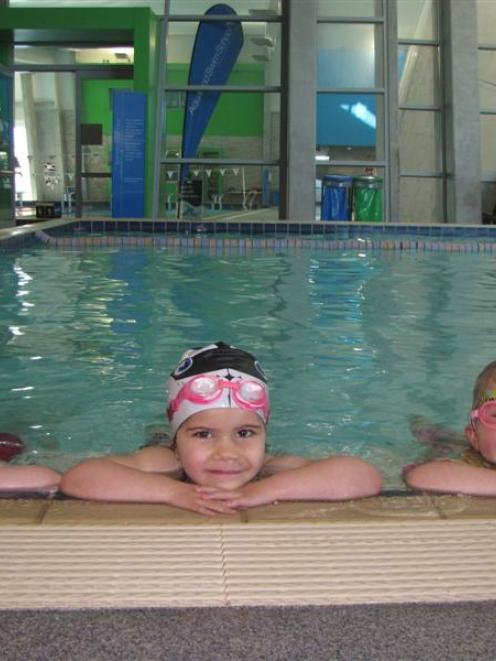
[2,494,496,610]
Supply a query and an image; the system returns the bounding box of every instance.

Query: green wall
[82,79,133,131]
[166,64,264,137]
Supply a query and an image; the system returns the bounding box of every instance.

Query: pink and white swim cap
[166,342,269,435]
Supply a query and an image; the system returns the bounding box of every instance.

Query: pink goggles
[470,400,496,430]
[168,374,270,422]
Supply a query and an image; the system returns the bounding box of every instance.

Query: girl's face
[466,380,496,463]
[466,418,496,463]
[175,408,266,489]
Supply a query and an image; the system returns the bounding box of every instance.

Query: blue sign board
[112,90,146,218]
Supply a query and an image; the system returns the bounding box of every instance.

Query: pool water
[1,244,494,489]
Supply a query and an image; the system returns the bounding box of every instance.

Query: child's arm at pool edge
[0,462,61,494]
[198,455,382,508]
[59,447,239,516]
[404,459,496,496]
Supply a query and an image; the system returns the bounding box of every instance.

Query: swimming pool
[1,231,495,489]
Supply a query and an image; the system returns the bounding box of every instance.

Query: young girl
[405,360,496,495]
[60,342,382,515]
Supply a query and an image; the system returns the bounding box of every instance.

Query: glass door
[76,70,133,217]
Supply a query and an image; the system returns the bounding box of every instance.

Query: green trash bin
[353,176,383,222]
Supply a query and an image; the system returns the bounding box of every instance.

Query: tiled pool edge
[40,233,496,252]
[4,218,496,252]
[2,496,496,608]
[0,218,73,249]
[1,493,495,526]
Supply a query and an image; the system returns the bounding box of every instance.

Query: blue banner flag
[179,4,243,195]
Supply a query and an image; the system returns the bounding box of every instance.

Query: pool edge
[1,493,495,526]
[1,498,496,609]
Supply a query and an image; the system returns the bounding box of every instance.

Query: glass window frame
[478,2,496,210]
[479,44,496,182]
[397,0,445,221]
[318,0,384,20]
[316,11,387,218]
[158,7,283,219]
[397,0,438,42]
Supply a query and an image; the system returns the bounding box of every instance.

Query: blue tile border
[4,218,496,251]
[15,232,496,254]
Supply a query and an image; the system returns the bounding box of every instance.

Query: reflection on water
[0,246,494,488]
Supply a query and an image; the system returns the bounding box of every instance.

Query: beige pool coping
[2,495,496,609]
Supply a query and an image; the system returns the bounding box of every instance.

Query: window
[397,0,443,223]
[159,3,282,219]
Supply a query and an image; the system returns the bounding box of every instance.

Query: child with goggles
[60,342,382,515]
[405,360,496,495]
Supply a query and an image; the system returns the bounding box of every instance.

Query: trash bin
[353,176,383,222]
[320,174,353,221]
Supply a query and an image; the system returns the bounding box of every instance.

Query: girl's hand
[196,482,274,509]
[169,482,239,516]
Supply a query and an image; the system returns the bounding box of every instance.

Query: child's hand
[169,482,240,516]
[196,482,274,509]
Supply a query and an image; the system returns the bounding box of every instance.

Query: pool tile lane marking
[2,520,496,608]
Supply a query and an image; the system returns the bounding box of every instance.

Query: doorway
[14,66,132,220]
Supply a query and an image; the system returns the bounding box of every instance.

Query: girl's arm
[261,453,313,475]
[0,463,61,494]
[198,455,382,508]
[59,448,237,515]
[404,459,496,495]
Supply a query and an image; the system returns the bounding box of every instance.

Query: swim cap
[166,341,269,435]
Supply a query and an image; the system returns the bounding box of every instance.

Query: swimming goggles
[470,400,496,430]
[168,374,270,421]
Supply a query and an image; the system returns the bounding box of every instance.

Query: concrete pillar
[442,0,482,223]
[286,0,317,221]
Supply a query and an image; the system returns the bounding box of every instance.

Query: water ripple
[1,247,494,488]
